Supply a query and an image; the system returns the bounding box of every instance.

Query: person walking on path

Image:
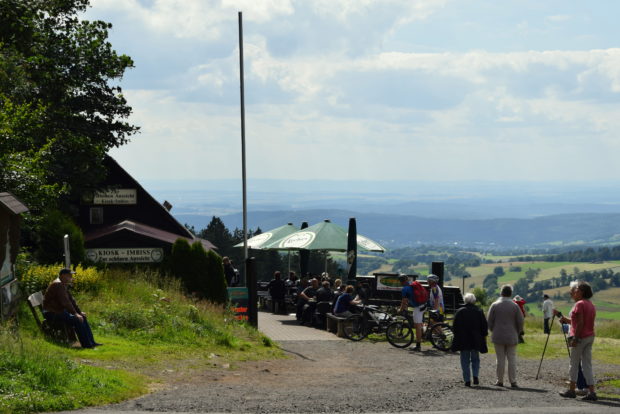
[557,280,598,401]
[451,292,488,387]
[542,294,554,334]
[487,284,524,388]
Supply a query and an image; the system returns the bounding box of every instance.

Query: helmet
[427,274,439,283]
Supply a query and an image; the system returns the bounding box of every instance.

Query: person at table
[316,280,334,303]
[297,278,319,324]
[333,285,361,318]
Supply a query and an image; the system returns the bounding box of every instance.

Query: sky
[86,0,620,183]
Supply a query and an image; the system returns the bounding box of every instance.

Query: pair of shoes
[494,381,503,387]
[473,377,479,385]
[575,389,587,396]
[511,383,518,388]
[465,381,471,387]
[559,389,576,398]
[581,392,597,401]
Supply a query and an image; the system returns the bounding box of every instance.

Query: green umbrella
[263,219,385,252]
[234,223,299,249]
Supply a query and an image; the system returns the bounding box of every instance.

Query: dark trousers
[271,296,286,314]
[44,311,96,348]
[544,318,550,334]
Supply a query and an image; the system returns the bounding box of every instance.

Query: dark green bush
[34,210,85,265]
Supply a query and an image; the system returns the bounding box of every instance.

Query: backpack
[410,281,428,305]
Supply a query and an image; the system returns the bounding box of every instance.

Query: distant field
[464,261,620,321]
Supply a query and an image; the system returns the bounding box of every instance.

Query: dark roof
[84,220,216,251]
[0,192,28,215]
[105,156,195,239]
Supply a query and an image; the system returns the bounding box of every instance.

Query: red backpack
[410,281,428,305]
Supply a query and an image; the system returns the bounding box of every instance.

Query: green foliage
[493,266,505,276]
[19,264,103,296]
[169,239,227,303]
[33,210,85,265]
[0,0,138,214]
[0,327,145,414]
[471,286,488,306]
[205,249,227,304]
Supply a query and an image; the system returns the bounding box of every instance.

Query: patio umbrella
[263,219,385,253]
[234,223,298,249]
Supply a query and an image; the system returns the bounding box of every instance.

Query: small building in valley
[77,156,215,264]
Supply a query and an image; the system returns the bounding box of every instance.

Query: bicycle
[386,307,454,351]
[342,304,398,341]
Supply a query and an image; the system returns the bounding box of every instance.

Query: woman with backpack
[451,292,488,387]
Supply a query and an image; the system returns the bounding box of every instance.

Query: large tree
[0,0,138,213]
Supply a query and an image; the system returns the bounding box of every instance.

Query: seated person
[42,268,100,348]
[333,285,361,318]
[316,280,334,303]
[296,278,319,324]
[354,281,371,305]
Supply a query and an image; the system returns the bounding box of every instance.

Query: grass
[1,267,282,413]
[0,328,146,414]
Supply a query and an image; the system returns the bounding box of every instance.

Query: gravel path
[92,339,619,413]
[57,312,620,413]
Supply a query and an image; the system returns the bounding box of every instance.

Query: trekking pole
[535,313,556,380]
[560,318,571,357]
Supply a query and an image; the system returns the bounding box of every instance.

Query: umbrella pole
[288,251,291,273]
[324,252,328,276]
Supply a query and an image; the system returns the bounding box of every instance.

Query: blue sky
[86,0,620,182]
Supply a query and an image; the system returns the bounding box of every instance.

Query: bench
[326,313,347,338]
[27,291,76,344]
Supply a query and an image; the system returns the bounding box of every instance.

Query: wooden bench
[326,313,348,338]
[27,291,76,344]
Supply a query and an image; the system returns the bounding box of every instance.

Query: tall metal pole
[238,11,248,283]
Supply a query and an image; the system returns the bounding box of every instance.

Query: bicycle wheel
[429,323,454,351]
[343,314,367,341]
[386,320,414,348]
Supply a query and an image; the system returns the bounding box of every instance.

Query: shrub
[34,210,85,265]
[19,264,103,295]
[205,249,227,304]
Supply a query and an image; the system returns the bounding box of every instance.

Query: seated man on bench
[43,268,100,348]
[333,285,361,318]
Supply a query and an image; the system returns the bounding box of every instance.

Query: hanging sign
[93,189,137,205]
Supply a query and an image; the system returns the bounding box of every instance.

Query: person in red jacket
[513,295,526,343]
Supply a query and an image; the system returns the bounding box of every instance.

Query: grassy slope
[1,269,281,414]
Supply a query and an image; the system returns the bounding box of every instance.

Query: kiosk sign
[86,248,163,263]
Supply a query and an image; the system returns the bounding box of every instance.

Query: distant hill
[176,210,620,249]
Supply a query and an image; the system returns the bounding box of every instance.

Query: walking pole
[560,318,571,357]
[535,313,556,380]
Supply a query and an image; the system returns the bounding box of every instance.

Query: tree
[0,0,138,213]
[472,287,488,307]
[493,266,505,276]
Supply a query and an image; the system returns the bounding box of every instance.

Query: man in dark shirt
[43,268,99,348]
[223,257,238,287]
[316,280,334,303]
[267,271,286,314]
[297,278,319,324]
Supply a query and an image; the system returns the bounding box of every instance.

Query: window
[90,207,104,224]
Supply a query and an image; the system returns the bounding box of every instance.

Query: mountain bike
[386,307,454,351]
[342,304,397,341]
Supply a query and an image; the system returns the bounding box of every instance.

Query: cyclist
[427,274,444,314]
[398,274,424,351]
